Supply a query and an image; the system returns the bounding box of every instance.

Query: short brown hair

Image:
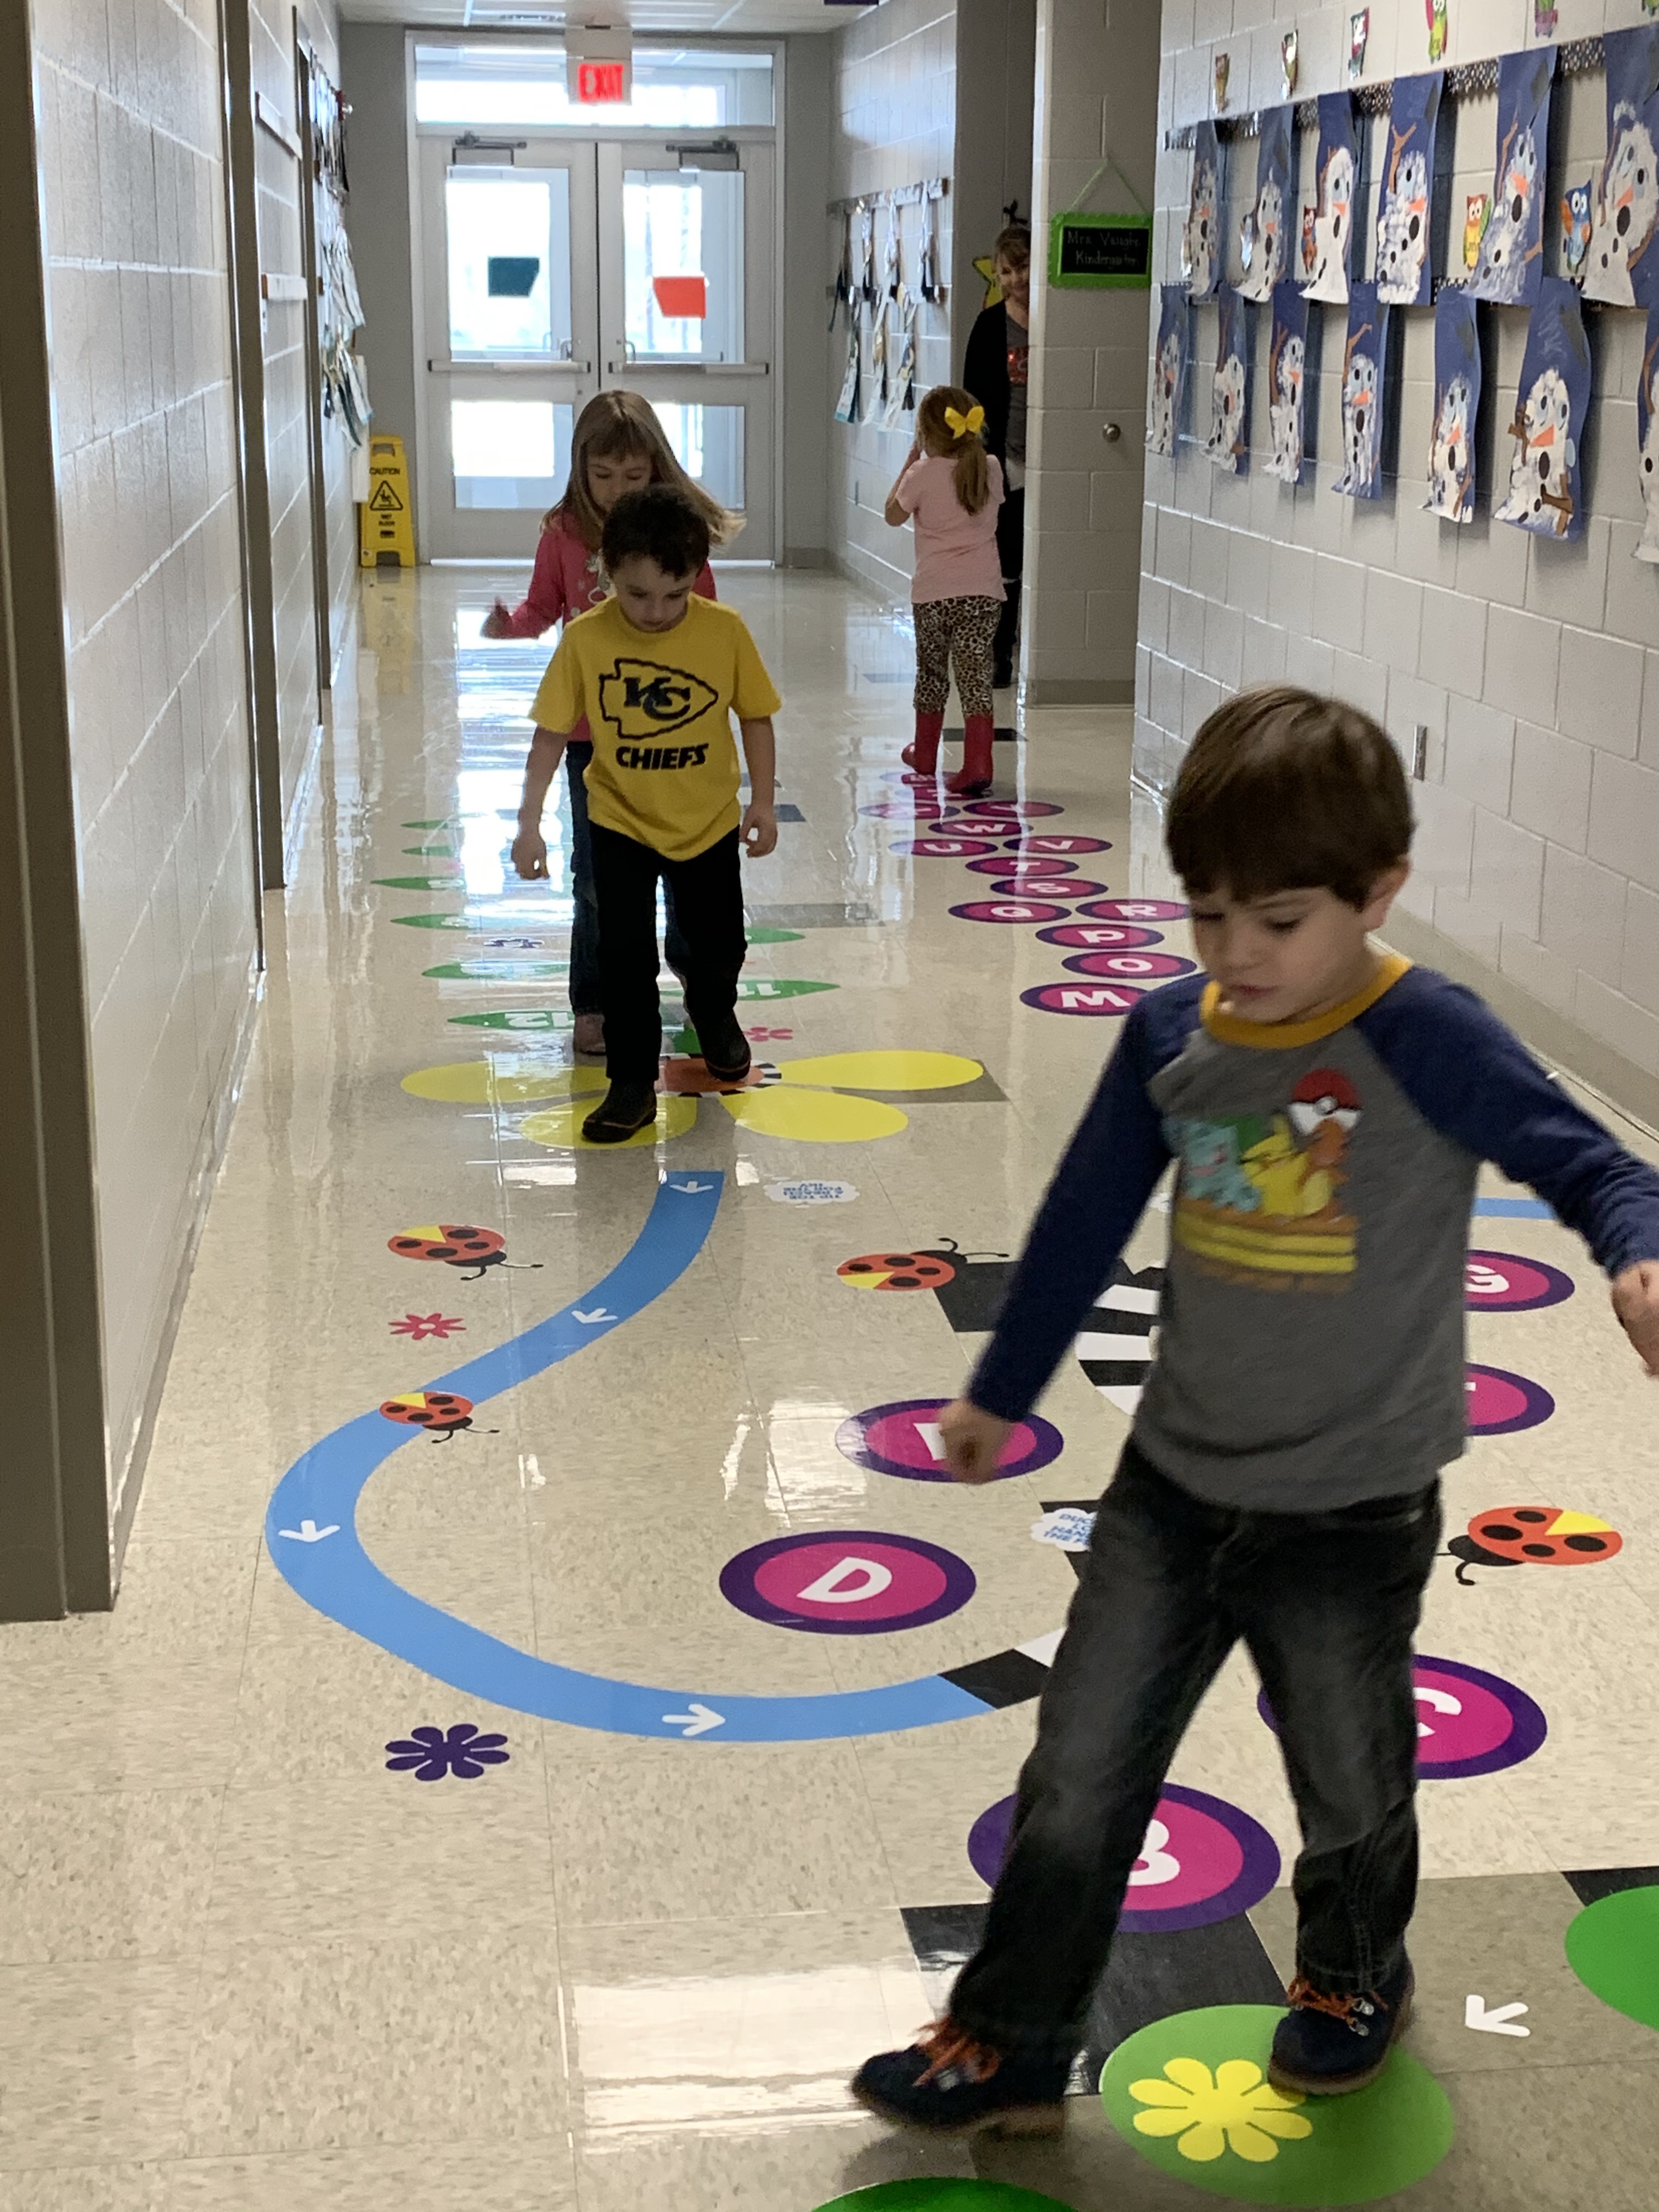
[992,222,1031,269]
[1166,686,1413,910]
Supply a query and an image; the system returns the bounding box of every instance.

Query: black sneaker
[1268,1957,1414,2096]
[697,1014,752,1086]
[580,1081,659,1144]
[851,2018,1069,2138]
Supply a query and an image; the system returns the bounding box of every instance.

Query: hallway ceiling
[342,0,868,29]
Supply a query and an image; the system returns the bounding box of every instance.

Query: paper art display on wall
[1469,47,1556,305]
[1147,288,1190,456]
[834,325,860,423]
[1561,179,1593,280]
[1425,287,1480,521]
[1205,288,1251,472]
[1182,123,1224,300]
[1584,25,1659,308]
[1494,278,1590,539]
[1350,8,1370,82]
[1266,281,1310,483]
[1376,74,1442,307]
[1302,93,1359,304]
[1334,282,1388,498]
[1238,105,1294,303]
[1637,307,1659,560]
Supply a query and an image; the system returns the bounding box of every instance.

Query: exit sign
[575,58,629,102]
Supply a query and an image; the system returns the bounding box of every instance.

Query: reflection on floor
[4,567,1659,2210]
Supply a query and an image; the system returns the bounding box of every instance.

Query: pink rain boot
[946,713,995,797]
[902,709,945,775]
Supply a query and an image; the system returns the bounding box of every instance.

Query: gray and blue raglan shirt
[971,956,1659,1509]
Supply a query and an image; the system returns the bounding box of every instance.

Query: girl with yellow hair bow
[883,383,1007,794]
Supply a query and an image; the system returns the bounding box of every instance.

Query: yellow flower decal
[1128,2057,1312,2164]
[401,1049,984,1150]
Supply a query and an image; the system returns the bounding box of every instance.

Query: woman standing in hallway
[482,392,736,1056]
[885,386,1005,797]
[962,221,1031,692]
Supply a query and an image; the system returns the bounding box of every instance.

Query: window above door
[414,43,775,129]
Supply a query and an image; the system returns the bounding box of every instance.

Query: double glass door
[420,137,774,561]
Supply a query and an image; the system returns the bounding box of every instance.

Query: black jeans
[951,1437,1440,2064]
[992,483,1024,680]
[589,820,747,1082]
[566,744,690,1014]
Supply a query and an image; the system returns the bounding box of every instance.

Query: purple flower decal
[385,1723,510,1780]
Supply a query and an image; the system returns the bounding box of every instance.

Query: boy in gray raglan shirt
[855,685,1659,2133]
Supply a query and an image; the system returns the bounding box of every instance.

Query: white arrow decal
[671,1178,713,1193]
[1464,1995,1530,2036]
[572,1307,616,1325]
[663,1702,725,1737]
[278,1520,340,1543]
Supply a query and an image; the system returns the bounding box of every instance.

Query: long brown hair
[916,385,992,515]
[544,391,740,549]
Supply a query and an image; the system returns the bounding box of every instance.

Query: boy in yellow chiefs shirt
[512,484,781,1143]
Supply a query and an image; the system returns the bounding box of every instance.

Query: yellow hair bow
[943,403,985,438]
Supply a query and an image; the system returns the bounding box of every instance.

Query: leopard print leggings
[913,595,1002,719]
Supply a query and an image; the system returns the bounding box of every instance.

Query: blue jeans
[565,743,690,1014]
[949,1437,1440,2062]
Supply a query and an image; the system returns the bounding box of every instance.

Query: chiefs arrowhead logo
[598,658,720,740]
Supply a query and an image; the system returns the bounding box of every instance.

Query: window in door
[446,170,572,359]
[623,168,743,364]
[451,398,573,510]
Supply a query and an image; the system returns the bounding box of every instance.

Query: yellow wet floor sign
[360,435,415,568]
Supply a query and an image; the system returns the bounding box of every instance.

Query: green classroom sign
[1047,210,1153,289]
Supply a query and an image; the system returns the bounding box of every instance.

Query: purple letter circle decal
[1060,951,1198,980]
[965,854,1078,878]
[891,836,1000,858]
[987,877,1109,900]
[1021,982,1147,1017]
[1259,1654,1547,1779]
[1076,897,1189,922]
[835,1397,1063,1482]
[1037,922,1164,951]
[950,899,1071,926]
[1005,832,1112,856]
[1466,1363,1556,1434]
[720,1531,975,1634]
[1465,1250,1575,1312]
[968,1783,1280,1931]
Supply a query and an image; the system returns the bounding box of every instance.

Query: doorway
[417,126,775,561]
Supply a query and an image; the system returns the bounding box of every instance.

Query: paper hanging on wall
[856,202,877,301]
[1426,0,1448,64]
[1469,47,1556,305]
[1182,122,1224,300]
[1583,24,1659,308]
[1561,179,1593,280]
[1534,0,1558,33]
[1147,287,1190,456]
[834,323,860,422]
[1334,281,1389,498]
[884,306,917,430]
[1205,289,1252,473]
[1303,92,1359,304]
[863,300,890,426]
[1215,52,1231,110]
[1349,7,1370,82]
[1238,104,1294,302]
[1464,193,1490,269]
[1266,281,1311,483]
[1425,287,1480,522]
[1638,307,1659,560]
[830,209,854,330]
[1281,30,1299,98]
[1375,74,1442,307]
[1494,278,1590,539]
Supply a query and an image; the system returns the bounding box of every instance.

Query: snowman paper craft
[1303,94,1359,305]
[1238,108,1293,304]
[1637,309,1659,563]
[1266,283,1310,483]
[1205,292,1251,473]
[1584,29,1659,310]
[1375,75,1441,308]
[1183,125,1224,300]
[1470,49,1556,308]
[1334,285,1387,498]
[1147,291,1189,458]
[1425,288,1481,522]
[1494,280,1590,541]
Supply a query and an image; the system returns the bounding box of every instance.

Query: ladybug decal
[838,1249,959,1292]
[388,1224,540,1282]
[379,1390,486,1440]
[1447,1503,1623,1584]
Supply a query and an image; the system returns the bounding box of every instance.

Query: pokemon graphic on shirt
[1166,1068,1363,1289]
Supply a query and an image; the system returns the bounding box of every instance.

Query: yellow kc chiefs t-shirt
[531,596,782,862]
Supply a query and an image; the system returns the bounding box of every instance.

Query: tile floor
[4,566,1659,2210]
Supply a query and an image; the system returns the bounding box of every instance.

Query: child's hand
[938,1397,1013,1485]
[741,802,778,858]
[481,601,514,640]
[1612,1261,1659,1374]
[511,827,549,881]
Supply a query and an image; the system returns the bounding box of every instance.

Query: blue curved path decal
[266,1172,992,1742]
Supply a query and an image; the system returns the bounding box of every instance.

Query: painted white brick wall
[1138,0,1659,1097]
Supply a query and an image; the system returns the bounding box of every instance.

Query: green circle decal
[1100,2006,1452,2205]
[374,874,464,891]
[450,1009,574,1031]
[814,2186,1077,2211]
[1566,1886,1659,2028]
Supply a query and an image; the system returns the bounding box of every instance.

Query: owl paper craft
[1561,182,1593,280]
[1335,284,1388,498]
[1266,281,1310,483]
[1375,74,1441,308]
[1584,27,1659,308]
[1205,289,1252,473]
[1425,288,1481,522]
[1303,93,1359,305]
[1494,279,1590,541]
[1469,48,1556,307]
[1238,106,1293,303]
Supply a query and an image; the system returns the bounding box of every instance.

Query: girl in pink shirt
[884,386,1006,795]
[483,392,733,1053]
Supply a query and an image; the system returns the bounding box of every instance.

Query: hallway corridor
[4,567,1659,2210]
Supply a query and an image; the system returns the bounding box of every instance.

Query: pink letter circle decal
[1466,1363,1555,1434]
[891,836,1000,858]
[1259,1654,1547,1778]
[1037,923,1164,950]
[1003,832,1112,856]
[1061,951,1198,980]
[965,854,1078,878]
[950,899,1072,926]
[835,1397,1064,1482]
[961,799,1065,820]
[721,1531,975,1634]
[986,878,1109,900]
[1465,1249,1575,1312]
[1076,897,1189,922]
[968,1782,1280,1931]
[1021,982,1147,1017]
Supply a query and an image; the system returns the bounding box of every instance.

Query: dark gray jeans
[565,743,689,1014]
[951,1437,1440,2063]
